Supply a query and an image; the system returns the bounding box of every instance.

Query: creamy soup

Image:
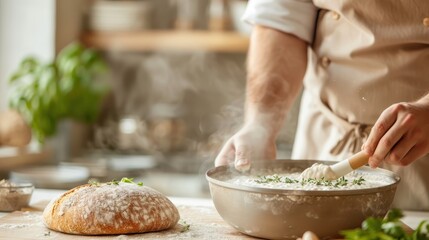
[227,171,395,191]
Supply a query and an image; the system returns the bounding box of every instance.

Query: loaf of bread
[0,110,31,147]
[43,182,180,235]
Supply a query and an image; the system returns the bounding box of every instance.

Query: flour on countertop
[2,204,259,240]
[0,223,42,229]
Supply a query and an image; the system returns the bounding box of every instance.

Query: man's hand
[214,25,307,170]
[297,231,319,240]
[214,124,276,171]
[363,95,429,168]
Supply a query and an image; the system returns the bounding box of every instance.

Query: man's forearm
[245,25,308,140]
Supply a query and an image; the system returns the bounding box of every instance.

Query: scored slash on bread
[43,182,180,235]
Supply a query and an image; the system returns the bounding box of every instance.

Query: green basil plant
[8,43,108,142]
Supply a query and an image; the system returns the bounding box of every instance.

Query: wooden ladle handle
[330,151,370,178]
[348,151,370,170]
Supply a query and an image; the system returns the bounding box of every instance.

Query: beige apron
[292,0,429,210]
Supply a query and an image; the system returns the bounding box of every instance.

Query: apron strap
[329,124,372,155]
[315,98,372,155]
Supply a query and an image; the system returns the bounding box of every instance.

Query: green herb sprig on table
[341,209,429,240]
[180,220,191,233]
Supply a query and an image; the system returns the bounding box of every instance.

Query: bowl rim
[0,181,34,189]
[206,159,401,196]
[0,179,34,189]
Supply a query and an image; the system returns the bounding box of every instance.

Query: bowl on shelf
[89,0,152,31]
[230,0,252,35]
[0,180,34,212]
[10,166,90,189]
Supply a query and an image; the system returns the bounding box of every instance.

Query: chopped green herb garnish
[121,177,134,183]
[284,177,299,184]
[88,178,101,186]
[110,179,119,185]
[352,176,366,186]
[334,176,348,187]
[254,174,299,184]
[106,177,143,186]
[254,175,366,188]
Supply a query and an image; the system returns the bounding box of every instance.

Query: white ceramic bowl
[206,160,400,239]
[0,181,34,212]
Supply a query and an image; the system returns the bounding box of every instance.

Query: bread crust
[43,183,180,235]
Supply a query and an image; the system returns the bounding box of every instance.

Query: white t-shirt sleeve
[242,0,317,43]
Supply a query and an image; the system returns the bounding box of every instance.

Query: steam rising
[94,52,247,170]
[92,50,301,177]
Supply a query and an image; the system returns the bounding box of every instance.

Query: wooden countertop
[0,189,257,240]
[0,189,428,239]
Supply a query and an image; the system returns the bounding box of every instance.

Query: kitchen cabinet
[0,145,52,173]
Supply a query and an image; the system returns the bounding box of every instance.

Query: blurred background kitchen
[0,0,301,198]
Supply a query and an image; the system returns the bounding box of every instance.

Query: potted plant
[8,43,108,159]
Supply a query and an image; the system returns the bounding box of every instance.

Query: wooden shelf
[81,31,250,53]
[0,145,52,171]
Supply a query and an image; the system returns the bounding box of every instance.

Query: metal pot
[206,160,400,239]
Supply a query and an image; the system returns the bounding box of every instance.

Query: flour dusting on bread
[43,182,180,235]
